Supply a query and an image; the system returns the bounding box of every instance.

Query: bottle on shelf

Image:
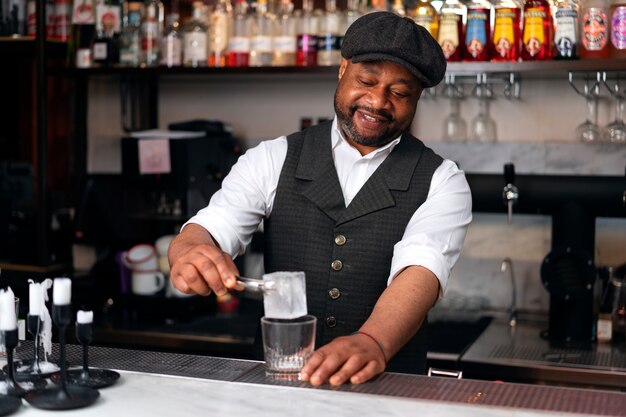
[69,0,96,67]
[391,0,406,15]
[296,0,319,66]
[609,0,626,57]
[552,0,581,59]
[183,1,207,67]
[208,0,233,67]
[140,0,164,66]
[92,0,122,67]
[521,0,553,60]
[580,0,610,58]
[491,0,521,61]
[345,0,363,29]
[438,0,466,62]
[227,0,252,67]
[318,0,344,66]
[53,0,73,42]
[249,0,275,66]
[408,0,439,40]
[119,1,143,67]
[463,0,492,61]
[160,1,182,67]
[273,0,297,65]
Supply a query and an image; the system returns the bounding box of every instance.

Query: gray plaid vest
[264,120,443,374]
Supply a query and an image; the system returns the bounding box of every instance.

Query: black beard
[334,92,405,148]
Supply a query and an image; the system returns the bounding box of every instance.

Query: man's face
[334,59,423,153]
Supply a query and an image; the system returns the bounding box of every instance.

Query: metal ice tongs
[235,276,276,293]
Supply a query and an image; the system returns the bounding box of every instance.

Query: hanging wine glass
[603,76,626,144]
[470,74,497,142]
[442,74,467,141]
[569,72,604,144]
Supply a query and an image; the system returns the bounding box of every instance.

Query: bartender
[169,12,472,386]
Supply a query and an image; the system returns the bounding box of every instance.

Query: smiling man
[168,12,472,386]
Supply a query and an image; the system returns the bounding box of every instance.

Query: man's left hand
[299,333,386,386]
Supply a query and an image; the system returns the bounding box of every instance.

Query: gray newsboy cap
[341,11,447,88]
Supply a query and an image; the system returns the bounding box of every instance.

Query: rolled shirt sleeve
[388,159,472,296]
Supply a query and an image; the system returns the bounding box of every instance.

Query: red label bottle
[522,0,553,60]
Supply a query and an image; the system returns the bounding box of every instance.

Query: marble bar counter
[5,342,626,416]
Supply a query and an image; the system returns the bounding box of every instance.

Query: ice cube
[262,271,307,319]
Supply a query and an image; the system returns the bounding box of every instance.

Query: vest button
[331,260,343,271]
[334,234,346,246]
[326,316,337,328]
[328,288,341,299]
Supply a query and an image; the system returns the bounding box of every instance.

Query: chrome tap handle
[502,163,519,224]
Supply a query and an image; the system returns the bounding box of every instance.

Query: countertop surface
[2,341,626,416]
[2,371,601,417]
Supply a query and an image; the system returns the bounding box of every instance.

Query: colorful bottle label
[318,34,342,52]
[582,8,608,50]
[523,7,547,56]
[228,36,251,53]
[493,8,518,56]
[554,7,578,55]
[611,6,626,49]
[438,13,460,58]
[466,9,489,57]
[184,32,207,61]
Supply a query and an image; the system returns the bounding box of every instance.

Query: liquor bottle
[491,0,521,61]
[552,0,581,59]
[227,0,251,66]
[521,0,553,60]
[183,1,207,67]
[69,0,96,67]
[391,0,406,15]
[409,0,439,39]
[464,0,492,61]
[609,0,626,57]
[249,0,274,66]
[438,0,466,61]
[53,0,73,42]
[318,0,343,66]
[208,0,232,67]
[92,0,122,67]
[119,1,142,66]
[579,0,609,58]
[160,3,182,67]
[141,0,164,66]
[273,0,296,65]
[345,0,363,28]
[296,0,318,66]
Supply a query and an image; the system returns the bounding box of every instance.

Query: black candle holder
[0,329,26,398]
[50,321,120,389]
[0,394,21,416]
[10,315,60,380]
[24,304,100,410]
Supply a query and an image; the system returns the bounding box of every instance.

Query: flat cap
[341,11,447,88]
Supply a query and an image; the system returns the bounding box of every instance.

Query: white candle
[29,282,43,317]
[53,278,72,306]
[0,287,17,331]
[76,310,93,324]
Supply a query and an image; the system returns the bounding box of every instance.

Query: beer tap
[502,163,519,224]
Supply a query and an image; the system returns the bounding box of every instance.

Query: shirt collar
[331,115,402,158]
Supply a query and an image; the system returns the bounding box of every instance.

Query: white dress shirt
[186,117,472,295]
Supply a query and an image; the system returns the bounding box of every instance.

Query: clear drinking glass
[443,95,467,141]
[576,94,604,143]
[470,92,497,142]
[605,95,626,144]
[261,314,316,380]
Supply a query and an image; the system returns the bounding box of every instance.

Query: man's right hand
[168,224,240,297]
